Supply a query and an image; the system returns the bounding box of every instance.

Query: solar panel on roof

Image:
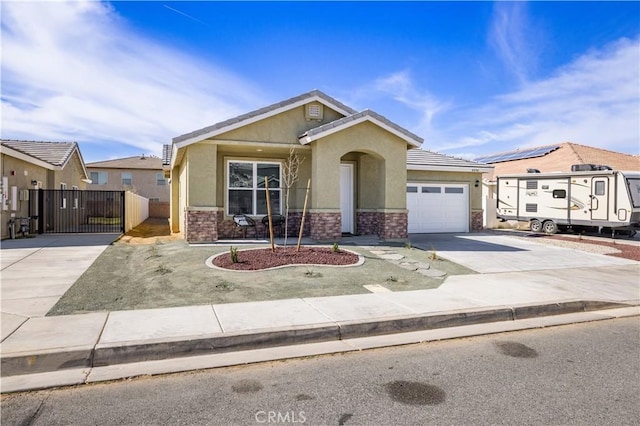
[474,145,560,164]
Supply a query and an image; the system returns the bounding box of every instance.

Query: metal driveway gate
[29,189,125,234]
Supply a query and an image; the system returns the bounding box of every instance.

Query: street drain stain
[338,413,353,425]
[494,341,539,358]
[295,394,314,401]
[231,379,263,393]
[384,381,446,406]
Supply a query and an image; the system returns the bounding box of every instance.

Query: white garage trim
[407,182,469,233]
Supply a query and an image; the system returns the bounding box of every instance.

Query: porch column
[309,144,341,241]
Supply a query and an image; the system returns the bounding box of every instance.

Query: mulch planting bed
[550,235,640,261]
[213,246,360,270]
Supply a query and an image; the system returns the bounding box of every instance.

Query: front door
[591,177,609,220]
[340,163,354,234]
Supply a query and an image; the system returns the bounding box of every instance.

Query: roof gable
[1,139,89,179]
[299,110,423,148]
[173,90,357,148]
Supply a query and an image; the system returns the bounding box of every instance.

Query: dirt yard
[117,217,182,244]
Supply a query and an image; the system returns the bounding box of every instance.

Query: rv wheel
[542,220,558,234]
[530,219,543,233]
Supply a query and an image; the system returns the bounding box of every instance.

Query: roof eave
[173,94,355,149]
[1,145,58,171]
[407,164,494,173]
[299,115,422,148]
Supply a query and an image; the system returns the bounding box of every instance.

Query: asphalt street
[2,317,638,425]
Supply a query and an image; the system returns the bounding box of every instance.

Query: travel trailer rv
[496,168,640,235]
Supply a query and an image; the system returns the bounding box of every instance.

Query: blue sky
[1,1,639,163]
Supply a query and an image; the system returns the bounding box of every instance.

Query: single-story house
[476,142,640,181]
[163,90,492,243]
[0,140,90,239]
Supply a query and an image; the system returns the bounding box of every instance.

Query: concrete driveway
[409,232,637,273]
[1,234,119,340]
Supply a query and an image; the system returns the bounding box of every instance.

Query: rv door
[590,177,609,220]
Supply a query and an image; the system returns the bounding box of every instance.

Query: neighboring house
[1,139,90,239]
[163,90,491,243]
[87,155,169,218]
[475,142,640,227]
[477,142,640,181]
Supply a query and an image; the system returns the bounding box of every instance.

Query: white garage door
[407,183,469,233]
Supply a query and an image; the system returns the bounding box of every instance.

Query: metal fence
[28,189,125,234]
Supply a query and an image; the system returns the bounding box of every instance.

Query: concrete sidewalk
[1,233,639,393]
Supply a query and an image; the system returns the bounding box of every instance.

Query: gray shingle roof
[87,155,163,170]
[1,139,79,167]
[407,149,493,170]
[173,89,358,144]
[299,109,423,146]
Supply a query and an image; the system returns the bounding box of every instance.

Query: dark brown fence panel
[29,189,125,234]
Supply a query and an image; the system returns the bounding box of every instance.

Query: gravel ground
[47,240,474,315]
[511,234,640,261]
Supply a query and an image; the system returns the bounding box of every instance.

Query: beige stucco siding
[178,160,187,234]
[186,144,217,206]
[216,105,345,144]
[407,170,484,210]
[87,167,168,201]
[310,121,408,210]
[54,153,88,190]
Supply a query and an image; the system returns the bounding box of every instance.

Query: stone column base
[185,209,223,243]
[471,210,484,231]
[356,210,408,240]
[309,212,341,241]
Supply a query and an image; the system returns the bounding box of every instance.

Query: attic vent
[305,103,323,121]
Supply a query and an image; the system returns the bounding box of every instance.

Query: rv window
[594,181,605,196]
[526,181,538,189]
[627,178,640,208]
[552,189,566,199]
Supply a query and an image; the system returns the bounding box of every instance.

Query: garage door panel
[407,183,469,233]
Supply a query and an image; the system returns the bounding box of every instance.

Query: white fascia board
[1,146,57,170]
[407,164,494,173]
[169,144,180,170]
[300,115,422,148]
[174,95,353,149]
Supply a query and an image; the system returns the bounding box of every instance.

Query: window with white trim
[72,185,79,209]
[227,161,281,215]
[60,183,67,209]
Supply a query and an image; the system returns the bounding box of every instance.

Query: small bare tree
[281,147,304,247]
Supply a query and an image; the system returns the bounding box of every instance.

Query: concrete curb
[1,300,635,380]
[2,304,638,394]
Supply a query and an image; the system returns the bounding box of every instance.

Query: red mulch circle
[213,246,360,271]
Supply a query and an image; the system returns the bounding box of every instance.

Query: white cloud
[488,1,540,85]
[346,70,451,138]
[397,37,639,157]
[1,0,264,160]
